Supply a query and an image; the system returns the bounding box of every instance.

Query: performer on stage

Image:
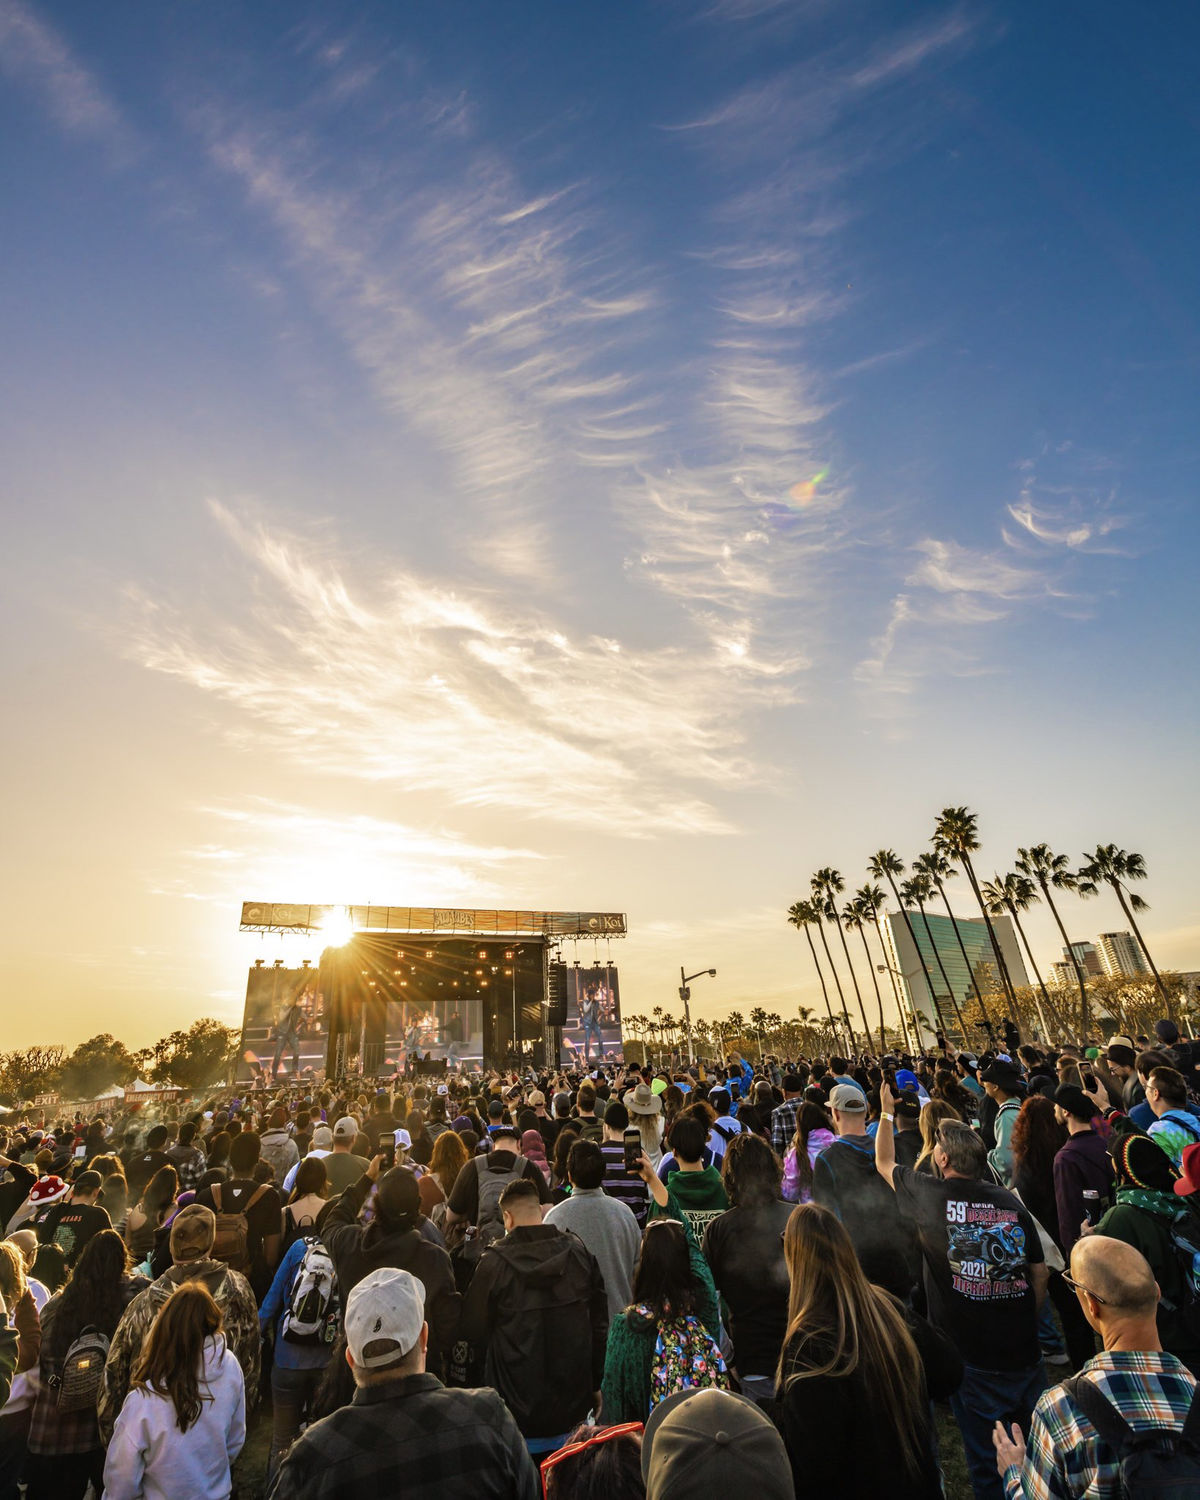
[270,997,305,1079]
[579,984,604,1063]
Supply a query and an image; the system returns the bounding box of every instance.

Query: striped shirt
[1003,1349,1196,1500]
[600,1142,650,1226]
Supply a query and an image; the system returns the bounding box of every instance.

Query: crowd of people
[2,1021,1200,1498]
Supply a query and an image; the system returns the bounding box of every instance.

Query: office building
[882,909,1029,1040]
[1097,931,1151,979]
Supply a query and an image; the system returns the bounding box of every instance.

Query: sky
[2,0,1198,1051]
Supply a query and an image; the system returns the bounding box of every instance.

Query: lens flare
[787,468,829,506]
[317,907,356,946]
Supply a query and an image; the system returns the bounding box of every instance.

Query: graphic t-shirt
[36,1201,112,1265]
[892,1164,1044,1371]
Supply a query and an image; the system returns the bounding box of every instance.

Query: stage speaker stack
[545,961,568,1025]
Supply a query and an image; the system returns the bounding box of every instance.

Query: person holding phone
[598,1102,650,1226]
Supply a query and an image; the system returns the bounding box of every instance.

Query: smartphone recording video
[623,1128,642,1173]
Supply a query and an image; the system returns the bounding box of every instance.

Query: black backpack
[1066,1376,1200,1497]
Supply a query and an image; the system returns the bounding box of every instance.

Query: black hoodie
[453,1223,607,1438]
[322,1173,461,1376]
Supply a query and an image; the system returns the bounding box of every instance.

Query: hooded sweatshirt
[453,1223,608,1438]
[97,1260,260,1443]
[102,1334,245,1500]
[320,1173,460,1375]
[658,1165,729,1241]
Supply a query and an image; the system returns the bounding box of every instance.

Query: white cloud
[0,0,133,152]
[123,501,795,835]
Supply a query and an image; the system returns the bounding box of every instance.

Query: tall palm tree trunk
[879,872,939,1043]
[960,855,1019,1017]
[1007,905,1054,1042]
[929,873,992,1035]
[815,920,852,1049]
[911,896,952,1039]
[832,912,873,1048]
[856,924,888,1054]
[1111,883,1170,1010]
[873,913,913,1052]
[803,926,838,1033]
[1039,879,1091,1034]
[918,884,970,1040]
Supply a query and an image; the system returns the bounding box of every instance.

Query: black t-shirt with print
[36,1201,112,1266]
[892,1164,1044,1371]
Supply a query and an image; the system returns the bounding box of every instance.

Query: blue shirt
[259,1236,335,1370]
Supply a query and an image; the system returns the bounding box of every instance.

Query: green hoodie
[659,1166,729,1241]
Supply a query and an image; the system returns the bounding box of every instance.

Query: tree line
[0,1020,241,1105]
[785,805,1174,1050]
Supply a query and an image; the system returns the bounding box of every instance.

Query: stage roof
[239,903,626,939]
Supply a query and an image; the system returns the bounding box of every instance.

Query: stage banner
[562,966,623,1066]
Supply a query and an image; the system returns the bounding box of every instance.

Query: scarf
[1115,1185,1185,1220]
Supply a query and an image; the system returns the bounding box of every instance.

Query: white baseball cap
[344,1267,426,1369]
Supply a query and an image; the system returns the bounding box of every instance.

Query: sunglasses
[1061,1271,1106,1305]
[539,1422,643,1497]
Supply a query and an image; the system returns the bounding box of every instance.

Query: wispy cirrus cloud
[0,0,135,155]
[124,501,794,836]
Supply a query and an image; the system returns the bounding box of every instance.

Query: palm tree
[933,807,1019,1018]
[901,873,951,1039]
[787,899,839,1035]
[868,850,941,1036]
[1078,845,1168,1006]
[725,1010,746,1055]
[909,852,973,1040]
[982,872,1054,1041]
[813,869,871,1047]
[804,879,852,1046]
[1016,844,1090,1031]
[844,895,888,1055]
[748,1006,769,1060]
[856,882,912,1051]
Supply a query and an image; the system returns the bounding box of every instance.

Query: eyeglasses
[1061,1271,1107,1304]
[539,1423,643,1497]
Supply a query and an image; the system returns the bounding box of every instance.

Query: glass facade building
[882,909,1029,1039]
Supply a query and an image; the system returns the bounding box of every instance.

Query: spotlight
[317,908,355,947]
[504,950,515,961]
[478,950,488,960]
[425,951,434,959]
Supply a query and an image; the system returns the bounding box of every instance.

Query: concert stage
[237,904,627,1079]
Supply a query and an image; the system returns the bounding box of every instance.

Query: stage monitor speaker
[545,961,568,1025]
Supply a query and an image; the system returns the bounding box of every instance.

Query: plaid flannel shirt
[770,1098,802,1156]
[1003,1350,1196,1500]
[269,1373,540,1500]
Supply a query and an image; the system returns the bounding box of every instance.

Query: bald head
[1072,1235,1159,1318]
[5,1230,36,1271]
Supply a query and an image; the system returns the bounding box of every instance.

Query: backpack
[1066,1375,1200,1497]
[282,1236,340,1346]
[54,1326,110,1413]
[450,1155,529,1291]
[1165,1213,1200,1340]
[578,1120,603,1144]
[476,1155,528,1245]
[647,1310,729,1407]
[210,1182,270,1271]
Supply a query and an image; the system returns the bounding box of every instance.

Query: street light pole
[679,966,717,1064]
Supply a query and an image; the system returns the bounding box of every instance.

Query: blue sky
[2,0,1197,1047]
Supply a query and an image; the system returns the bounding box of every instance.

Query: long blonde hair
[915,1099,961,1174]
[776,1204,927,1479]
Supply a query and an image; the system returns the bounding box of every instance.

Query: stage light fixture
[504,968,512,976]
[478,950,488,960]
[425,950,434,959]
[475,969,483,976]
[504,950,514,961]
[481,979,489,987]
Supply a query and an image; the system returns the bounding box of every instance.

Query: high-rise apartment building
[1097,931,1150,978]
[1066,940,1104,977]
[1050,960,1077,988]
[882,909,1029,1040]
